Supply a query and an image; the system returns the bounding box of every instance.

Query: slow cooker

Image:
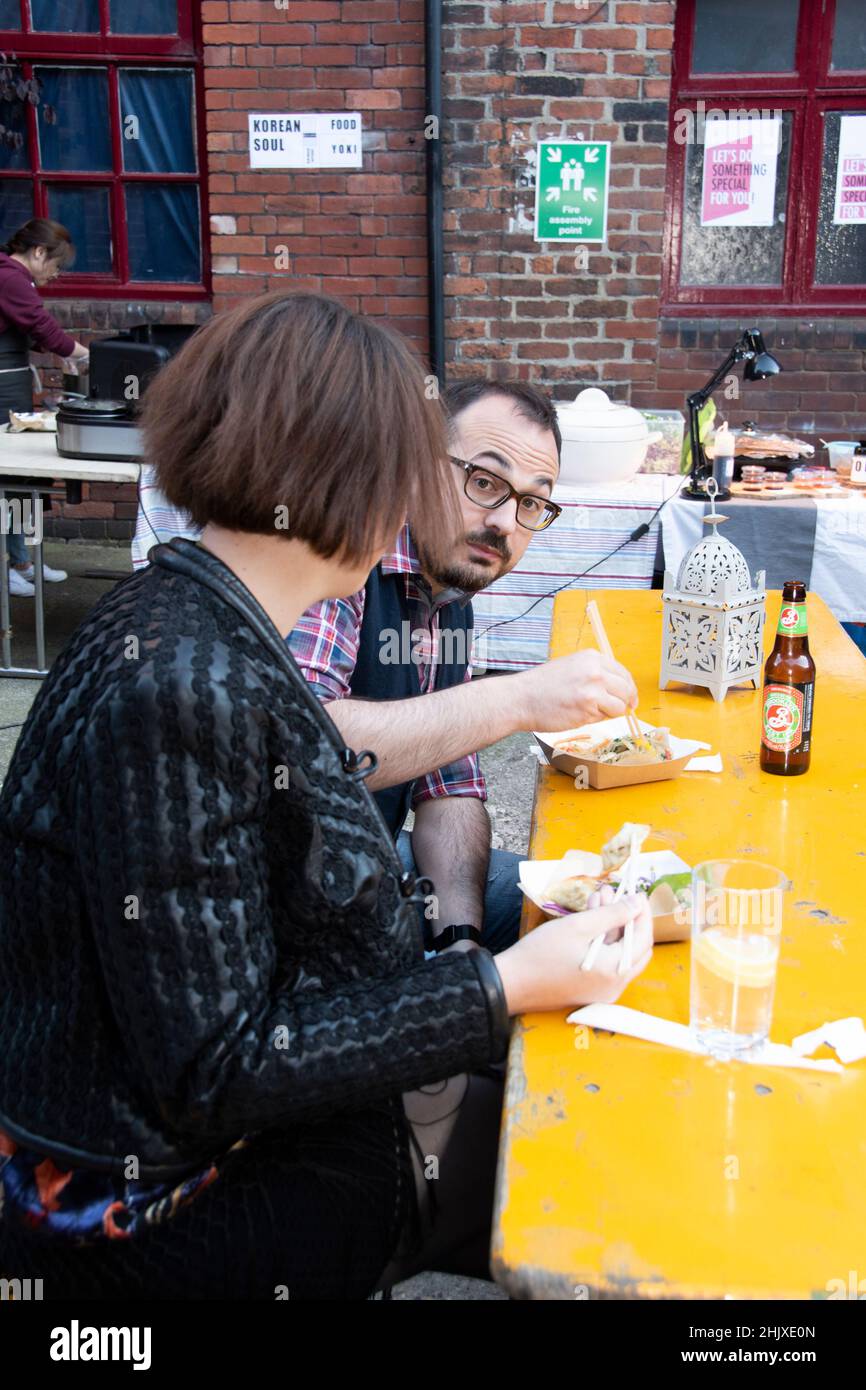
[55,398,143,464]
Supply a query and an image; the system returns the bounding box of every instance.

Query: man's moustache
[465,532,510,562]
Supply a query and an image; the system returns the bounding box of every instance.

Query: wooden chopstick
[585,600,645,744]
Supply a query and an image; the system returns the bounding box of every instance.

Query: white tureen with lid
[556,387,659,487]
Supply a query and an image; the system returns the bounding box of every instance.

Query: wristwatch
[432,924,483,952]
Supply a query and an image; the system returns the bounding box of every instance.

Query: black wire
[475,483,683,642]
[0,722,24,731]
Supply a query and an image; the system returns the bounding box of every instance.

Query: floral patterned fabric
[0,1128,247,1241]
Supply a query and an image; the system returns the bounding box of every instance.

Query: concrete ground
[0,541,539,1301]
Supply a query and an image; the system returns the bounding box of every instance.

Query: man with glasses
[290,379,638,957]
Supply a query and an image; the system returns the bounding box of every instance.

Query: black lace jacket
[0,540,509,1180]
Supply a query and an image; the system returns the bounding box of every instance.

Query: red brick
[316,22,370,42]
[581,27,637,50]
[347,90,401,109]
[615,1,674,19]
[202,23,259,43]
[301,45,357,64]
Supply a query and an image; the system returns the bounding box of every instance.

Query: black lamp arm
[685,331,754,480]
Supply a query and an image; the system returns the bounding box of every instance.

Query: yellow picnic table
[492,589,866,1301]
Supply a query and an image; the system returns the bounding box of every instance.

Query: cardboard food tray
[534,716,705,790]
[519,849,692,943]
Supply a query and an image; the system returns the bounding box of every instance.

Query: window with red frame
[663,0,866,314]
[0,0,207,299]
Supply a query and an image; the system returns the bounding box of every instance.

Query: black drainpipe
[425,0,445,386]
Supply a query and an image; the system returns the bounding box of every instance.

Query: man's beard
[416,528,512,595]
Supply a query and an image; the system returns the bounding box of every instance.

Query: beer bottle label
[761,681,814,753]
[777,602,808,636]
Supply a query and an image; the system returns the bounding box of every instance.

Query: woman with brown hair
[0,291,650,1299]
[0,218,88,593]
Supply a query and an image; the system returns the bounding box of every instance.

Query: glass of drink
[690,859,787,1058]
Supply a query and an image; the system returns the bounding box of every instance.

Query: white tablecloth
[661,492,866,625]
[471,474,682,669]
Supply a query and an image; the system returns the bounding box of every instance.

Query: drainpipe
[425,0,445,386]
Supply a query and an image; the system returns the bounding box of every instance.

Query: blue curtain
[125,183,199,282]
[0,0,21,30]
[31,0,99,33]
[36,68,111,171]
[120,70,195,175]
[46,185,112,273]
[0,97,29,171]
[110,0,177,34]
[0,180,33,242]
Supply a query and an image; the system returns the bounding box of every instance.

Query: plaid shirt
[290,524,487,808]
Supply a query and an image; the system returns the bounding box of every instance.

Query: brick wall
[442,0,866,443]
[645,318,866,442]
[202,0,430,346]
[443,0,674,394]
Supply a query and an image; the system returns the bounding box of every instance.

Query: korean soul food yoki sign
[700,118,782,228]
[248,113,362,169]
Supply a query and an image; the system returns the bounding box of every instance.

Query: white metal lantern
[660,480,766,702]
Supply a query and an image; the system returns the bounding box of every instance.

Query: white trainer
[22,562,68,583]
[9,568,35,597]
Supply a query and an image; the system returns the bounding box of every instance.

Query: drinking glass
[690,859,787,1058]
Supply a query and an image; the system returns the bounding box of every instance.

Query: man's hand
[515,649,638,732]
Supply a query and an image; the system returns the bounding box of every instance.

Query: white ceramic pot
[556,386,659,487]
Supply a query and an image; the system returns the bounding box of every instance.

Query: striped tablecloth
[471,474,682,670]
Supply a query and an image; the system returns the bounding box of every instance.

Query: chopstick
[586,599,646,746]
[580,829,641,976]
[614,830,640,974]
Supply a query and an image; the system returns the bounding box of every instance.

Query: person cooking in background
[0,218,90,596]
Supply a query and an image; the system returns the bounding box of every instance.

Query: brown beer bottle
[760,581,816,777]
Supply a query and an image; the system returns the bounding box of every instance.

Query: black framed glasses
[449,457,562,532]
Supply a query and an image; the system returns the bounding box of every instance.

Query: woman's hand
[494,888,653,1016]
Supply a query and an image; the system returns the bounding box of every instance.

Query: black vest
[350,563,473,837]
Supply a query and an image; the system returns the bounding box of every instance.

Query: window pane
[692,0,798,73]
[814,112,866,286]
[30,0,99,33]
[0,0,21,29]
[36,69,111,172]
[832,0,866,71]
[0,91,29,171]
[680,114,792,287]
[0,180,33,242]
[125,184,200,282]
[120,70,196,174]
[110,0,178,35]
[46,184,113,273]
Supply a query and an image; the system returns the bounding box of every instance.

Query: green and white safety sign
[534,140,610,242]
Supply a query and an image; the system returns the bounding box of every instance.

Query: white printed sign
[700,118,781,227]
[833,115,866,224]
[248,113,362,169]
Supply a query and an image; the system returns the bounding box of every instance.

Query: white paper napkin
[566,1003,845,1074]
[684,753,724,772]
[792,1017,866,1064]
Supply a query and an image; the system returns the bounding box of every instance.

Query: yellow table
[492,589,866,1301]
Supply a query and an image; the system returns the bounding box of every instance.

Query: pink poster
[700,119,780,228]
[833,116,866,224]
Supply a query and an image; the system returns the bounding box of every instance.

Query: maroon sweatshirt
[0,252,75,358]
